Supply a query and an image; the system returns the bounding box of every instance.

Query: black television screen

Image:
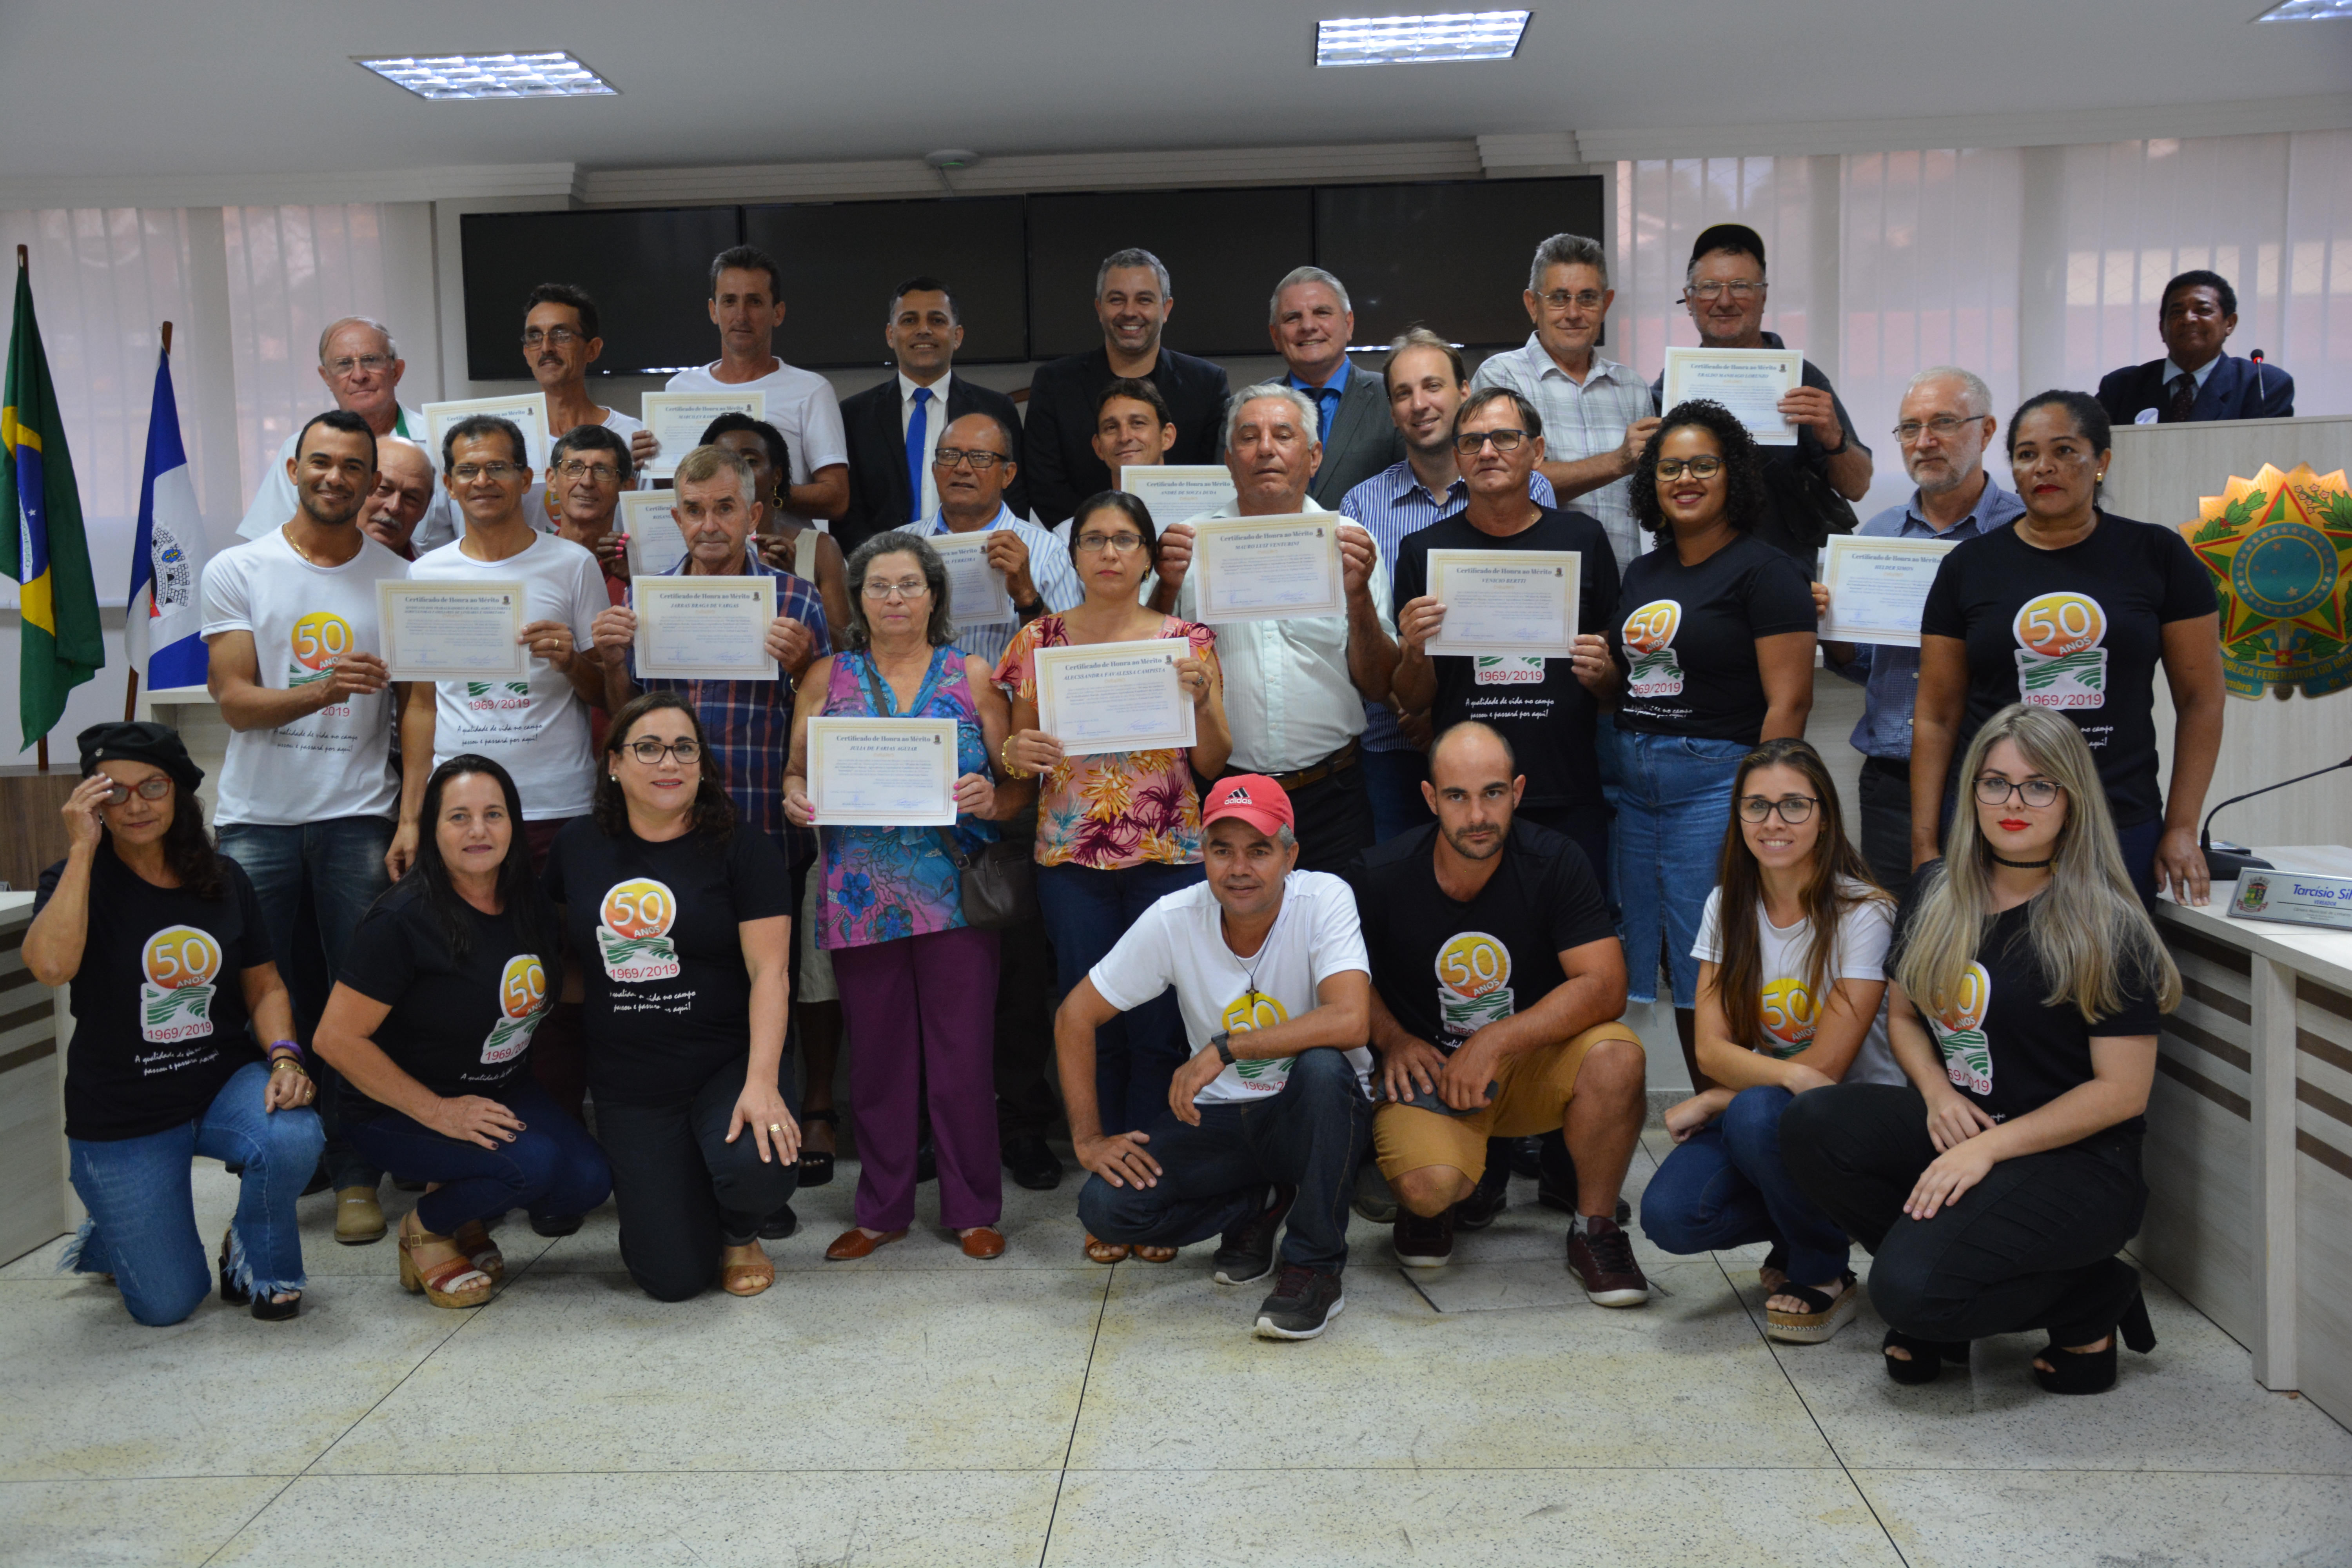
[1027,187,1314,360]
[460,207,741,381]
[1312,176,1605,348]
[743,197,1027,369]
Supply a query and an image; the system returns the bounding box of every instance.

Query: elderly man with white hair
[1266,265,1402,508]
[237,316,453,547]
[1150,382,1399,873]
[1815,365,2024,900]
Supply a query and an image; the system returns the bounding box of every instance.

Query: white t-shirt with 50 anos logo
[1692,884,1902,1086]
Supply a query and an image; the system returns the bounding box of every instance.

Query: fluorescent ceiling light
[355,52,617,100]
[2254,0,2352,16]
[1315,11,1532,66]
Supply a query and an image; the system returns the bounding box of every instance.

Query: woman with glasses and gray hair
[784,530,1029,1261]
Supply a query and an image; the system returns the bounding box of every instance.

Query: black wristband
[1211,1032,1236,1066]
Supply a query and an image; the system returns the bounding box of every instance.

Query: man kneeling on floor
[1346,720,1651,1305]
[1063,775,1375,1340]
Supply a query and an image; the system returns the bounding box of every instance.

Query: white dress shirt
[899,371,953,522]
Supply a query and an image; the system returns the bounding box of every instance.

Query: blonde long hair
[1895,704,2180,1023]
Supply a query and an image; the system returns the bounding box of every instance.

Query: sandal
[1084,1234,1131,1265]
[798,1109,839,1188]
[397,1215,494,1308]
[721,1249,775,1297]
[217,1228,301,1321]
[1765,1272,1858,1344]
[2033,1289,2155,1396]
[451,1219,505,1283]
[1131,1245,1178,1263]
[1882,1328,1972,1385]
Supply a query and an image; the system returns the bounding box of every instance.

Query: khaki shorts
[798,876,838,1005]
[1373,1022,1643,1186]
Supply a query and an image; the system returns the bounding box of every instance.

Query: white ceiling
[4,0,2350,181]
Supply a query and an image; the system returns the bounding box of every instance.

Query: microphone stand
[2200,755,2352,882]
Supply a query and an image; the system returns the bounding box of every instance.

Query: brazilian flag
[0,259,102,749]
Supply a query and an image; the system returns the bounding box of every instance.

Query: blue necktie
[906,385,932,522]
[1316,386,1340,445]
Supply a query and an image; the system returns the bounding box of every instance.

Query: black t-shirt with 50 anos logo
[542,817,792,1107]
[337,878,556,1120]
[1609,532,1815,742]
[1919,512,2216,829]
[38,846,275,1142]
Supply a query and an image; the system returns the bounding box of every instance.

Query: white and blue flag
[127,345,207,691]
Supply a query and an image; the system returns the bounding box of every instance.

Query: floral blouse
[816,646,995,951]
[994,614,1220,871]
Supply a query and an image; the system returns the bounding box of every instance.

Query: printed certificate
[808,718,959,826]
[1190,515,1344,624]
[640,391,765,480]
[1662,347,1803,446]
[927,530,1014,628]
[633,576,776,680]
[377,580,526,681]
[422,394,552,471]
[1423,549,1579,659]
[1120,464,1237,526]
[1035,637,1197,757]
[620,491,689,576]
[1816,536,1958,648]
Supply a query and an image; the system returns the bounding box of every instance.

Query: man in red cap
[1057,774,1374,1340]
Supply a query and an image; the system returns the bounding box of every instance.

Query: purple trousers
[833,925,1004,1231]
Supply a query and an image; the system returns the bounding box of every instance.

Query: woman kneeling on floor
[1640,738,1896,1344]
[315,756,612,1308]
[1781,703,2177,1394]
[27,722,321,1325]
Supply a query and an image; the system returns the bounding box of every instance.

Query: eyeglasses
[324,354,395,377]
[1536,289,1606,312]
[862,577,932,600]
[623,738,701,765]
[1452,428,1528,456]
[556,459,624,484]
[932,448,1006,471]
[1973,775,2063,808]
[99,775,173,804]
[1685,281,1762,302]
[1075,530,1146,555]
[1653,456,1725,480]
[521,327,585,348]
[1893,415,1983,445]
[452,462,525,483]
[1737,794,1818,824]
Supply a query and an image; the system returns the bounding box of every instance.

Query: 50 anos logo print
[287,613,354,687]
[140,926,221,1044]
[2012,593,2108,710]
[1220,991,1292,1089]
[1621,600,1684,697]
[1926,963,1994,1095]
[481,955,548,1063]
[597,879,681,982]
[1760,978,1818,1057]
[1435,931,1514,1040]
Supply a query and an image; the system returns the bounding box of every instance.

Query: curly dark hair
[1626,399,1769,538]
[147,784,225,903]
[593,691,735,842]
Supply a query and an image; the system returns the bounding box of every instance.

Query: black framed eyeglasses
[1973,775,2062,808]
[1452,428,1528,456]
[1654,456,1725,480]
[624,738,702,765]
[933,448,1005,471]
[1737,795,1818,824]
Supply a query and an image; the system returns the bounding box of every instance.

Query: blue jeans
[1640,1085,1851,1285]
[65,1061,323,1325]
[1078,1046,1370,1273]
[1036,859,1204,1135]
[1606,731,1748,1007]
[218,815,394,1190]
[1361,745,1430,844]
[340,1078,612,1236]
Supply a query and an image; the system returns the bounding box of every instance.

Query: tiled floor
[5,1132,2349,1567]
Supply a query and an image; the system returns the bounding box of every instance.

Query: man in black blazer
[2096,269,2294,427]
[1268,266,1405,511]
[1024,248,1230,528]
[837,276,1029,555]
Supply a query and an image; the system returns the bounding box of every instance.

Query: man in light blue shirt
[922,411,1082,673]
[1820,366,2024,899]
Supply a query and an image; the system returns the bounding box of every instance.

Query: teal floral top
[816,645,995,951]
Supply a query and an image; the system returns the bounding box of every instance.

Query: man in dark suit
[1023,248,1230,528]
[2096,269,2294,426]
[837,276,1028,556]
[1269,266,1405,511]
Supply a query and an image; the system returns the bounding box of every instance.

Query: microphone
[2251,349,2267,397]
[2200,753,2352,882]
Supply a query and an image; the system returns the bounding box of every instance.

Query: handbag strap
[931,827,973,870]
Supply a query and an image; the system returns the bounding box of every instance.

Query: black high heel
[219,1226,302,1320]
[799,1108,839,1187]
[1882,1328,1971,1385]
[2033,1288,2154,1395]
[217,1228,250,1306]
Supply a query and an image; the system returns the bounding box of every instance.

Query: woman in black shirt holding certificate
[1783,703,2179,1395]
[316,756,612,1310]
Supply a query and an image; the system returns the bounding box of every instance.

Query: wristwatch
[1210,1032,1236,1066]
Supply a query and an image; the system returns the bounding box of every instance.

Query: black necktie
[2163,372,2197,424]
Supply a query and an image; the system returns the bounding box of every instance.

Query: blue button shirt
[1286,363,1351,446]
[1832,477,2027,759]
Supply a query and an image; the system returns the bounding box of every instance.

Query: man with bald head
[237,316,451,545]
[360,436,435,560]
[1345,720,1650,1303]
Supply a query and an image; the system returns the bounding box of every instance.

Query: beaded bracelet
[999,734,1031,781]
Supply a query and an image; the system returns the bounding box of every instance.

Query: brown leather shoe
[959,1226,1006,1260]
[824,1227,908,1261]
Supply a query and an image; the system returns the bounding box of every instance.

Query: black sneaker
[1350,1160,1399,1224]
[529,1212,584,1238]
[1456,1160,1510,1230]
[1212,1185,1297,1286]
[1002,1134,1064,1192]
[1502,1135,1544,1180]
[1254,1264,1345,1339]
[1392,1206,1455,1268]
[1566,1214,1651,1307]
[759,1203,799,1241]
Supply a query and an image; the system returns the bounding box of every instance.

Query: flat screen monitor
[1027,187,1314,360]
[1312,176,1606,348]
[460,207,742,381]
[743,197,1027,369]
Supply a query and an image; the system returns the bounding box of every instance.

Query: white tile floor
[4,1131,2349,1568]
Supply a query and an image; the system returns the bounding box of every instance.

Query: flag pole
[21,246,42,769]
[122,320,174,722]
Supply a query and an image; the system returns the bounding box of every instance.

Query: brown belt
[1267,740,1359,795]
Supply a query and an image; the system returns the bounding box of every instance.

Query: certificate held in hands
[620,492,688,576]
[1424,550,1579,659]
[378,580,527,681]
[1189,515,1344,624]
[1662,346,1802,446]
[641,391,766,480]
[1035,638,1197,757]
[927,531,1014,628]
[1816,535,1957,648]
[1120,464,1236,525]
[808,718,959,826]
[423,394,552,470]
[633,576,777,680]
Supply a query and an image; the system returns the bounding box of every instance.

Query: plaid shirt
[1471,334,1654,572]
[633,543,831,865]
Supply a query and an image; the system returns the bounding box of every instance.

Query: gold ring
[768,1123,782,1132]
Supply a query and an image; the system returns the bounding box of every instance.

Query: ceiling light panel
[2254,1,2352,17]
[356,52,617,100]
[1315,11,1532,66]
